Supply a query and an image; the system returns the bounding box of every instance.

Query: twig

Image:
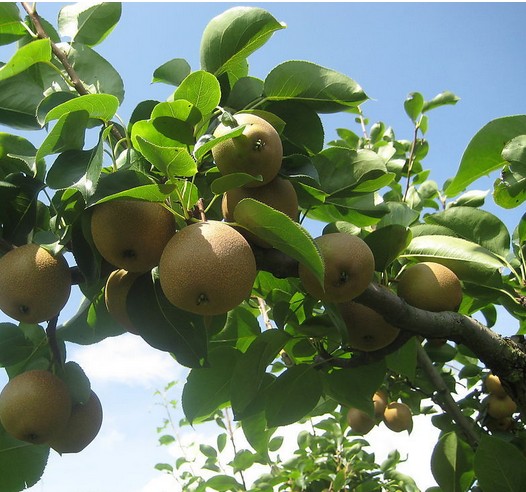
[402,121,421,202]
[257,297,273,330]
[416,344,480,449]
[46,315,63,368]
[20,2,124,142]
[224,407,247,490]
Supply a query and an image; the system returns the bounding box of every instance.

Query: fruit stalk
[46,315,63,368]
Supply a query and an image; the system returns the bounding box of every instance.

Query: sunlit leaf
[0,39,51,81]
[152,58,191,86]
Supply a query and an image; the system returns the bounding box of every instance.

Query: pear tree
[0,3,525,491]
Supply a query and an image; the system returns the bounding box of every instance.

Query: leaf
[152,58,191,86]
[502,134,526,165]
[445,115,526,197]
[241,411,273,462]
[431,432,475,492]
[0,3,27,46]
[0,38,51,81]
[127,272,208,369]
[230,329,291,416]
[36,110,89,161]
[205,475,244,491]
[386,338,418,382]
[264,61,368,113]
[321,360,386,412]
[134,137,197,177]
[43,93,119,124]
[61,361,91,405]
[493,165,526,209]
[401,235,506,283]
[265,364,323,427]
[0,323,34,366]
[200,6,285,76]
[0,425,50,492]
[474,434,526,491]
[364,225,412,271]
[210,173,262,195]
[404,92,424,122]
[92,183,177,205]
[312,147,387,196]
[425,206,511,259]
[182,346,242,423]
[172,70,221,117]
[422,91,460,113]
[60,42,125,103]
[58,2,122,46]
[233,198,324,285]
[0,133,39,177]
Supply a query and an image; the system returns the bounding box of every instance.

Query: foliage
[0,2,525,491]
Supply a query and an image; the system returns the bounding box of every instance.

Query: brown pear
[383,401,413,433]
[346,407,375,435]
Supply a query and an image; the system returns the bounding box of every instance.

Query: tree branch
[416,344,480,448]
[20,2,124,141]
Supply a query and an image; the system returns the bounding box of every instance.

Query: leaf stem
[402,119,421,202]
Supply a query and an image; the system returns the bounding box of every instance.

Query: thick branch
[416,344,480,448]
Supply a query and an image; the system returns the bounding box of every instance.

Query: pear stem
[46,315,63,369]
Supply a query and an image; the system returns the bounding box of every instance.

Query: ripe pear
[159,221,257,315]
[346,407,376,435]
[0,370,72,444]
[222,176,299,247]
[486,393,517,420]
[383,401,413,433]
[339,301,400,352]
[299,233,375,303]
[212,113,283,187]
[397,262,462,312]
[49,390,103,454]
[91,199,176,273]
[485,373,507,398]
[104,269,142,334]
[373,389,389,419]
[0,244,71,323]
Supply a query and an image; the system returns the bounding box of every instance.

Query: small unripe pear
[486,393,517,420]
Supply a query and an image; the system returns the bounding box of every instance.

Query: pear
[397,262,462,312]
[0,370,71,444]
[0,244,71,323]
[299,233,375,303]
[346,407,375,435]
[49,390,103,453]
[383,402,413,433]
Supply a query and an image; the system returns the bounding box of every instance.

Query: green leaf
[0,4,27,46]
[386,338,418,382]
[431,432,475,492]
[152,58,191,86]
[502,134,526,165]
[36,110,90,161]
[134,136,197,177]
[0,133,39,177]
[447,189,489,208]
[58,290,124,345]
[172,70,221,117]
[422,91,460,113]
[264,61,368,113]
[58,2,122,46]
[127,272,208,369]
[425,206,510,259]
[474,434,526,491]
[233,198,324,285]
[182,346,242,423]
[200,6,285,76]
[0,425,50,492]
[210,173,262,195]
[0,323,34,366]
[493,165,526,209]
[313,148,387,196]
[230,329,291,416]
[61,361,91,405]
[43,93,119,124]
[60,42,125,103]
[401,235,506,283]
[404,92,424,122]
[92,183,177,205]
[265,364,323,427]
[321,360,386,412]
[241,411,273,462]
[0,38,51,82]
[445,115,526,197]
[364,225,412,271]
[205,475,244,491]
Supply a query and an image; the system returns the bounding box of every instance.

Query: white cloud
[69,334,186,388]
[140,474,179,492]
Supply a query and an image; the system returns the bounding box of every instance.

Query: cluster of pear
[483,372,517,432]
[0,369,102,453]
[346,389,413,435]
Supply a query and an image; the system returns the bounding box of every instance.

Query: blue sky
[1,2,526,491]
